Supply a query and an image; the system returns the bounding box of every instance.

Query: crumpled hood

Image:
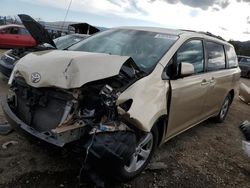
[10,50,130,89]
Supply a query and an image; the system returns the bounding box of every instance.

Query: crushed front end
[1,50,155,184]
[1,51,145,149]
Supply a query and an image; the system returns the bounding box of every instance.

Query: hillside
[229,40,250,56]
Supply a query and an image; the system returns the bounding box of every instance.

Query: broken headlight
[99,84,119,108]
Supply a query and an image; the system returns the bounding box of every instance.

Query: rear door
[17,27,36,47]
[202,41,233,117]
[9,27,21,47]
[165,39,211,139]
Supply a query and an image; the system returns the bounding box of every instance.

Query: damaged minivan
[2,27,240,179]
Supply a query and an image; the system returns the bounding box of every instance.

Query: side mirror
[180,62,194,77]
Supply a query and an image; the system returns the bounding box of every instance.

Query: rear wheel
[214,94,231,123]
[118,126,158,181]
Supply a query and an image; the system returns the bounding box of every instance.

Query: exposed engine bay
[1,46,54,72]
[10,46,53,60]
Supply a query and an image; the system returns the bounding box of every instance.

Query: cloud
[219,26,228,31]
[243,30,250,34]
[237,0,250,3]
[17,0,250,41]
[247,16,250,24]
[149,0,231,10]
[220,0,230,8]
[106,0,148,15]
[212,7,220,11]
[106,0,123,7]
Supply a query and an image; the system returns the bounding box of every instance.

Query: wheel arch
[153,115,168,146]
[228,89,235,103]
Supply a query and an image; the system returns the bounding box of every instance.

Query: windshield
[69,29,179,73]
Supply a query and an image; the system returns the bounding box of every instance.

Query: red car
[0,24,37,48]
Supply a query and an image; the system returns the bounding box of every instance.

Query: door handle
[201,79,209,86]
[210,77,215,84]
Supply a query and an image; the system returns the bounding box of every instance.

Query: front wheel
[117,126,158,181]
[214,94,231,123]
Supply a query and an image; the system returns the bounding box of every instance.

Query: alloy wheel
[124,133,153,173]
[220,97,230,120]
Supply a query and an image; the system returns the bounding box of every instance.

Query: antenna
[61,0,73,32]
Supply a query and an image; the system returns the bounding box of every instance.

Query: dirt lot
[0,75,250,188]
[0,49,7,55]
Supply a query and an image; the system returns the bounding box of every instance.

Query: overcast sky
[1,0,250,41]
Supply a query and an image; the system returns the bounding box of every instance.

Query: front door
[165,39,210,139]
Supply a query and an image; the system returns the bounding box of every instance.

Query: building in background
[0,16,20,25]
[38,21,102,38]
[0,15,106,38]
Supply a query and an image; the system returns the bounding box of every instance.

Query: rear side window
[206,42,226,71]
[225,45,238,68]
[176,40,204,73]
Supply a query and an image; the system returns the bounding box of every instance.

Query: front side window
[206,42,226,71]
[176,40,204,74]
[225,45,238,68]
[0,28,11,34]
[10,27,19,34]
[69,29,179,73]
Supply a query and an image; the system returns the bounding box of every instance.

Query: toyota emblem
[31,72,41,83]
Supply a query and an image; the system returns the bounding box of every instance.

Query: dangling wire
[78,129,97,186]
[84,130,96,164]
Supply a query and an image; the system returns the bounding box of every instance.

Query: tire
[117,126,158,181]
[248,72,250,78]
[214,94,232,123]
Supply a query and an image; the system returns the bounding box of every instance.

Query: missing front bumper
[1,97,85,147]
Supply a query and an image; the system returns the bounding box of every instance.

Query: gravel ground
[0,77,250,188]
[0,49,7,55]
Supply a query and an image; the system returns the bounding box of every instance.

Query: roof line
[180,29,225,41]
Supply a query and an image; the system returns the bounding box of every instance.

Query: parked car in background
[0,24,37,48]
[238,55,250,78]
[47,33,89,49]
[0,14,89,78]
[2,27,240,180]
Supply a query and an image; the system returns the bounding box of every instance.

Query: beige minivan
[2,27,240,180]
